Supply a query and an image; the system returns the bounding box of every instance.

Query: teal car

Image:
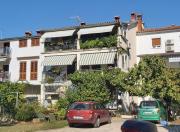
[138,100,167,122]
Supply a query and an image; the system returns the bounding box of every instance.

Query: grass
[0,120,68,132]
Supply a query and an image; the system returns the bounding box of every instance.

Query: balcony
[0,71,10,82]
[0,47,11,57]
[80,35,117,49]
[44,66,67,84]
[44,37,77,52]
[45,43,76,52]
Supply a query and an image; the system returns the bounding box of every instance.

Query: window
[19,39,27,47]
[152,38,161,48]
[20,61,26,80]
[30,61,38,80]
[31,38,40,46]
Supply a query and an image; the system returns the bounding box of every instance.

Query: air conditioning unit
[166,45,174,52]
[166,39,174,45]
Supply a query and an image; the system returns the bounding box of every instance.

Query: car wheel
[94,118,100,128]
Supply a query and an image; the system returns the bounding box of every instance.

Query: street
[38,119,168,132]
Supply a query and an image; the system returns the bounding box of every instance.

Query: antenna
[0,29,2,39]
[69,16,82,25]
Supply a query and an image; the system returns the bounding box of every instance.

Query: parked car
[121,119,158,132]
[137,100,167,122]
[66,101,111,128]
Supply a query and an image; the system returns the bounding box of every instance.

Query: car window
[94,103,101,110]
[140,101,158,108]
[69,103,90,110]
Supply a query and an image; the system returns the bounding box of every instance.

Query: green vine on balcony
[80,35,117,49]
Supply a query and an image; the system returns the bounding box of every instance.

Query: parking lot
[38,119,168,132]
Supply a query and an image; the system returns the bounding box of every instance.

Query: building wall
[9,39,43,85]
[137,31,180,56]
[127,26,137,67]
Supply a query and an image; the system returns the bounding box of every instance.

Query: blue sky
[0,0,180,38]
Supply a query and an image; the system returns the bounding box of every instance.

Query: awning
[42,29,76,38]
[0,58,7,62]
[169,56,180,62]
[80,52,116,65]
[78,25,114,35]
[43,55,76,66]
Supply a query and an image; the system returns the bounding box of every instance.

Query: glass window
[69,103,90,110]
[140,101,158,108]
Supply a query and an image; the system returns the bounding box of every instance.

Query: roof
[137,25,180,35]
[38,21,119,32]
[0,20,125,42]
[0,35,40,42]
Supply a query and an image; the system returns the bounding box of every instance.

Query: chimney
[36,30,43,36]
[80,22,86,26]
[137,14,143,32]
[25,31,32,37]
[130,12,136,22]
[114,16,120,23]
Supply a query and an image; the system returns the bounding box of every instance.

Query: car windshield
[69,103,90,110]
[140,101,158,108]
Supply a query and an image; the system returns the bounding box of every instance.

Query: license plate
[73,116,83,120]
[144,112,152,115]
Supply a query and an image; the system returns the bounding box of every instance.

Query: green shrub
[15,103,36,121]
[80,35,117,49]
[55,109,66,120]
[55,98,69,110]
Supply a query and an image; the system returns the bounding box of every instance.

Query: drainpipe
[76,34,81,71]
[117,25,122,69]
[40,71,45,105]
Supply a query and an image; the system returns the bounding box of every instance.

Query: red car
[66,101,111,128]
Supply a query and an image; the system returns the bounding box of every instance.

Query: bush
[55,109,66,120]
[15,103,36,121]
[55,98,69,110]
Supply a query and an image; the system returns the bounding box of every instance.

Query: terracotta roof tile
[138,25,180,33]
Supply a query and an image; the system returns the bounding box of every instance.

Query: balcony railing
[0,47,11,57]
[0,71,10,82]
[44,70,67,84]
[44,43,77,52]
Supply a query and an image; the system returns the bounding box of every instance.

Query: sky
[0,0,180,38]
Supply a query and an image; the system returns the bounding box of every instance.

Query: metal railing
[44,71,67,84]
[0,71,10,82]
[44,43,77,52]
[0,47,11,57]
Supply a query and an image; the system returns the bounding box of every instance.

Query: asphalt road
[38,119,168,132]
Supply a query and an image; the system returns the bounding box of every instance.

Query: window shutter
[30,61,38,80]
[19,39,27,47]
[152,38,161,47]
[20,62,26,80]
[31,38,40,46]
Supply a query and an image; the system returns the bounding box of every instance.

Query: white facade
[136,29,180,67]
[9,39,43,84]
[39,21,131,104]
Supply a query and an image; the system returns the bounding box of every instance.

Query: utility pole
[0,30,2,39]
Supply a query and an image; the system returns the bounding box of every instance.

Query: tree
[125,56,180,102]
[67,69,127,104]
[0,82,25,116]
[68,71,110,104]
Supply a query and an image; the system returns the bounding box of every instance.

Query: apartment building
[39,17,134,104]
[137,25,180,68]
[0,14,143,105]
[0,32,43,101]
